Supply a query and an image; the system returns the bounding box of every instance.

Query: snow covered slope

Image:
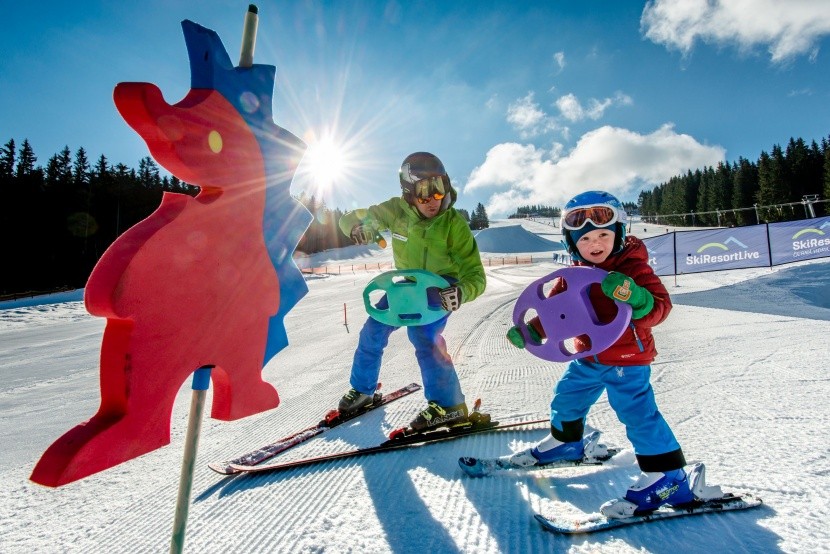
[1,230,828,553]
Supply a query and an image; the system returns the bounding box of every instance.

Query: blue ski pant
[551,358,680,457]
[349,288,464,408]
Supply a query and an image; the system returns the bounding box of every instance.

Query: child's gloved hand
[439,285,462,311]
[600,271,654,319]
[506,324,542,349]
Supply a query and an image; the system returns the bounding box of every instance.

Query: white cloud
[553,51,566,72]
[641,0,830,62]
[507,90,632,137]
[555,92,632,122]
[465,124,725,216]
[506,92,558,138]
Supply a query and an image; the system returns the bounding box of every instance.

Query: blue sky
[2,1,829,216]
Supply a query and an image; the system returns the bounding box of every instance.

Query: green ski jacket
[339,196,486,304]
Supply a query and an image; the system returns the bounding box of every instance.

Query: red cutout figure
[31,20,308,487]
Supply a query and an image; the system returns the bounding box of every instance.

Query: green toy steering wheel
[363,270,450,327]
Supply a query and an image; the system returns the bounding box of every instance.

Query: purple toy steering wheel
[512,266,632,362]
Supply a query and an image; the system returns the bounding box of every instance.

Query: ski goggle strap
[562,204,620,230]
[412,175,447,200]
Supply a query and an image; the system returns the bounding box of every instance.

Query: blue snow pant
[349,285,464,408]
[551,358,685,471]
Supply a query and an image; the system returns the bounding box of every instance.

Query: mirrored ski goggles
[412,175,447,202]
[415,192,446,204]
[561,205,620,230]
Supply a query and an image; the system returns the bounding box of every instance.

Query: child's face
[575,228,616,264]
[415,195,442,218]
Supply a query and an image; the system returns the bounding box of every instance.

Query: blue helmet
[561,191,626,261]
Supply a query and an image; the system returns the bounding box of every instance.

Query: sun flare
[301,136,347,193]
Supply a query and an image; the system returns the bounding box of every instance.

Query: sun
[301,135,347,193]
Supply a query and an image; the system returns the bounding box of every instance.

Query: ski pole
[170,366,212,554]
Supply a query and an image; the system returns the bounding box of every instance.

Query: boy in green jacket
[338,152,486,431]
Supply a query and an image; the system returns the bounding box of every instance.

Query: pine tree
[45,148,71,188]
[15,139,37,178]
[757,146,789,222]
[732,157,759,225]
[0,139,15,178]
[72,147,90,187]
[138,156,161,188]
[709,162,732,226]
[471,203,489,230]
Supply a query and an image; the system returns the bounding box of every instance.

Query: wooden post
[238,5,258,67]
[170,366,212,554]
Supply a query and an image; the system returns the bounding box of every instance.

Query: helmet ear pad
[437,185,452,212]
[612,221,626,253]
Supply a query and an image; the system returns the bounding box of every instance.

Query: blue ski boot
[507,431,605,467]
[601,467,695,518]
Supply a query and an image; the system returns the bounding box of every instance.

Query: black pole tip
[248,4,258,14]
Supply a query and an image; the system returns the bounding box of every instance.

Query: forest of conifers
[639,136,830,226]
[2,134,829,296]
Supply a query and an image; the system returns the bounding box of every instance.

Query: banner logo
[686,236,761,265]
[791,222,830,253]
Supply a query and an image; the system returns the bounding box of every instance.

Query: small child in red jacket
[506,191,717,518]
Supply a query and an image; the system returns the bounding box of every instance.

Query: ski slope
[1,220,828,553]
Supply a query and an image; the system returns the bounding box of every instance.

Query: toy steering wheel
[364,270,450,327]
[512,266,632,362]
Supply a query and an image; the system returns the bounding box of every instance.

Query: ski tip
[207,462,240,475]
[457,457,488,477]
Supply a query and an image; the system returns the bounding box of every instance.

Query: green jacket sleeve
[449,213,486,304]
[338,198,400,238]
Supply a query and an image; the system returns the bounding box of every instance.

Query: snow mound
[474,225,565,253]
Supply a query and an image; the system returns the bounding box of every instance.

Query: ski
[229,415,550,475]
[458,430,618,477]
[534,493,763,534]
[458,449,620,477]
[208,382,422,475]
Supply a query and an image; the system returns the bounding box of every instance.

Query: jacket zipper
[630,323,644,352]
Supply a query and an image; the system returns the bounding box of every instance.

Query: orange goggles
[415,192,446,204]
[562,205,619,230]
[412,175,447,203]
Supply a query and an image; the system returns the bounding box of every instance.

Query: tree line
[509,205,561,218]
[1,138,199,295]
[0,138,490,296]
[639,136,830,227]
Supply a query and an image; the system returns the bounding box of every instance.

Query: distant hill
[473,225,565,253]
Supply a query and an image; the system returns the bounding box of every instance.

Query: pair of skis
[209,383,535,475]
[210,383,762,534]
[222,399,551,475]
[208,382,422,475]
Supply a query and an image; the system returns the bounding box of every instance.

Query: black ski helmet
[399,152,452,215]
